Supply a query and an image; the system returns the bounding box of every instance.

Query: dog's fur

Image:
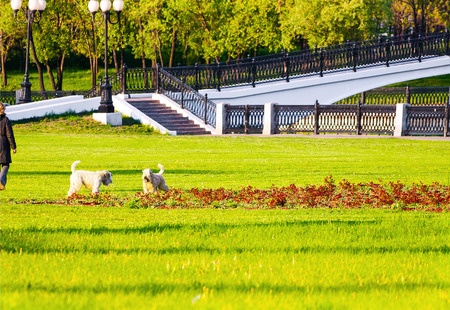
[142,164,169,193]
[67,160,113,196]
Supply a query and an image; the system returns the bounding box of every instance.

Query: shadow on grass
[5,281,450,296]
[11,169,220,176]
[12,111,141,126]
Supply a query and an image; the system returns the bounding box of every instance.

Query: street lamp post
[88,0,124,113]
[11,0,46,104]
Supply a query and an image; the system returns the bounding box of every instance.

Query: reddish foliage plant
[19,177,450,211]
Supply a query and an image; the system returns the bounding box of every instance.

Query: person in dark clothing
[0,103,17,190]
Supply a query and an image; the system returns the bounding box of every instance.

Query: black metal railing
[84,65,142,98]
[224,102,449,136]
[224,105,264,134]
[273,102,396,135]
[164,31,449,91]
[336,86,450,106]
[156,65,216,128]
[1,90,83,105]
[406,105,449,136]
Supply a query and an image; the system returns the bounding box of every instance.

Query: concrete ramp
[200,56,450,106]
[6,96,98,121]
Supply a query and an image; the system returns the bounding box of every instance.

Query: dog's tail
[157,163,165,175]
[71,160,81,173]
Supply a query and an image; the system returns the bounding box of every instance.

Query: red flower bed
[132,176,450,211]
[25,176,450,211]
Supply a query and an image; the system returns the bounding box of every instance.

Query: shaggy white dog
[142,164,169,193]
[67,160,112,197]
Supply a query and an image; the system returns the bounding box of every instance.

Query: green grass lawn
[5,132,450,201]
[1,69,94,92]
[2,207,450,309]
[5,117,450,200]
[1,114,450,309]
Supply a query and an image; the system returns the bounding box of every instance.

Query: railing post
[346,40,352,68]
[195,63,199,91]
[204,93,208,124]
[144,67,150,91]
[352,43,358,72]
[216,103,225,135]
[263,103,274,135]
[445,28,449,56]
[418,34,423,62]
[319,49,324,77]
[361,92,366,105]
[216,62,221,92]
[246,54,251,84]
[314,100,319,135]
[385,39,390,67]
[121,63,127,95]
[181,77,186,109]
[394,103,408,137]
[155,64,160,93]
[356,100,362,135]
[244,105,250,134]
[251,58,256,88]
[406,84,411,104]
[284,52,290,82]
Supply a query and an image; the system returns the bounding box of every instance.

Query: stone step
[126,98,211,135]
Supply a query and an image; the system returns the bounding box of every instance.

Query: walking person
[0,103,17,190]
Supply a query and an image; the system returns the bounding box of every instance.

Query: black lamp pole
[99,9,114,113]
[20,9,33,104]
[11,0,46,104]
[88,0,123,113]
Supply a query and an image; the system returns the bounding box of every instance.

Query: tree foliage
[0,0,447,91]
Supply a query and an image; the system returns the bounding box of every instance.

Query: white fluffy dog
[67,160,113,197]
[142,164,169,193]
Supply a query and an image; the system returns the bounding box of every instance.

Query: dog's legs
[67,182,82,197]
[91,180,101,194]
[159,183,169,192]
[143,181,150,194]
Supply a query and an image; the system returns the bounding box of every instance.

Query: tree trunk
[156,32,164,67]
[56,55,65,91]
[29,35,46,97]
[169,28,177,67]
[113,49,119,74]
[90,56,98,90]
[45,60,57,91]
[0,31,7,88]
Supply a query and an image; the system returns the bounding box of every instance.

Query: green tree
[173,0,229,64]
[0,2,20,88]
[125,0,165,69]
[70,0,104,89]
[280,0,392,49]
[32,0,78,91]
[392,0,449,35]
[223,0,284,60]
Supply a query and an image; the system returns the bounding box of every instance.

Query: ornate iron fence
[274,103,396,135]
[405,105,449,136]
[156,66,216,128]
[224,105,264,134]
[164,31,449,91]
[0,91,18,105]
[1,90,83,105]
[336,86,450,105]
[224,102,448,136]
[84,64,146,98]
[360,105,396,134]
